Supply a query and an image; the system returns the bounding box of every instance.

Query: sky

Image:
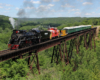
[0,0,100,18]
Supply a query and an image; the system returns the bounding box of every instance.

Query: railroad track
[0,49,10,54]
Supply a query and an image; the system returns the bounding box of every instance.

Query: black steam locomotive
[8,28,51,49]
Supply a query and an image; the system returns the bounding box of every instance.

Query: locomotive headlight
[16,31,19,33]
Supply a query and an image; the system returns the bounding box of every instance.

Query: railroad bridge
[0,27,97,74]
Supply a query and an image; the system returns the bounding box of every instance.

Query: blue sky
[0,0,100,18]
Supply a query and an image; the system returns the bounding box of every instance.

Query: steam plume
[9,17,15,29]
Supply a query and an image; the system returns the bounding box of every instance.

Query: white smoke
[9,17,15,29]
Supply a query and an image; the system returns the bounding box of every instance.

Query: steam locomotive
[8,25,92,50]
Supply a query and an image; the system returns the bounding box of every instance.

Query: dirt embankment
[95,26,100,40]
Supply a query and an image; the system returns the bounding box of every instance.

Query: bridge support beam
[93,30,96,51]
[84,33,88,49]
[28,51,40,74]
[75,36,80,54]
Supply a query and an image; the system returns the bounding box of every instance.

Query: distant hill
[16,17,100,27]
[0,15,100,30]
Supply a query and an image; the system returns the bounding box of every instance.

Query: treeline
[18,17,100,28]
[0,15,100,30]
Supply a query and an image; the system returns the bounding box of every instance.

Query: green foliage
[0,15,12,30]
[40,73,52,80]
[0,31,12,44]
[0,42,7,50]
[61,47,99,80]
[0,28,3,33]
[0,59,29,80]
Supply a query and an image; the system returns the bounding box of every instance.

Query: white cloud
[92,12,95,13]
[0,6,3,8]
[61,4,74,8]
[37,5,47,12]
[98,13,100,15]
[83,2,93,5]
[41,0,51,3]
[51,9,55,12]
[75,12,81,14]
[68,9,80,13]
[31,0,41,4]
[36,4,54,13]
[48,4,54,7]
[4,11,9,13]
[77,0,83,2]
[74,12,81,16]
[59,10,64,12]
[25,7,35,9]
[69,9,80,11]
[0,3,13,9]
[53,0,60,2]
[16,7,19,10]
[96,7,100,10]
[0,3,3,6]
[5,4,13,7]
[6,8,11,10]
[85,13,92,15]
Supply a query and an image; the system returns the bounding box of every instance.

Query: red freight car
[48,27,59,39]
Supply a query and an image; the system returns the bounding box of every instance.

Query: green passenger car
[63,27,76,33]
[63,25,92,34]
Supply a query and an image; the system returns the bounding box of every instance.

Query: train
[8,25,93,50]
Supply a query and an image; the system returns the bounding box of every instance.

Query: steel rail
[0,27,97,62]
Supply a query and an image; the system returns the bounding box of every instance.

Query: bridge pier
[84,33,88,49]
[75,36,80,54]
[93,30,96,51]
[27,51,40,74]
[35,52,40,74]
[51,45,61,64]
[20,55,23,59]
